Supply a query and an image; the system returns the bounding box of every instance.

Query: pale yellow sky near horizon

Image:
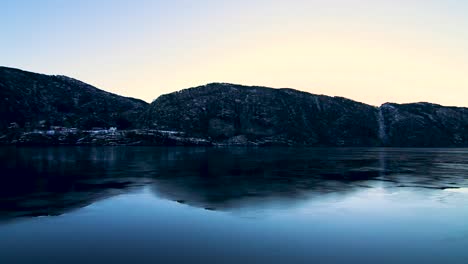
[2,0,468,106]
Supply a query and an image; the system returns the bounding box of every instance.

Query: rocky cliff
[2,67,468,147]
[380,102,468,147]
[141,83,468,147]
[140,83,380,146]
[0,66,148,131]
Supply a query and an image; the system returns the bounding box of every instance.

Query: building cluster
[23,126,119,136]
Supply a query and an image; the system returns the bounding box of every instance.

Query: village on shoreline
[1,124,211,146]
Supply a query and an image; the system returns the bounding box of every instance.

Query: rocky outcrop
[141,83,468,147]
[380,102,468,147]
[2,67,468,147]
[140,83,380,146]
[0,66,148,131]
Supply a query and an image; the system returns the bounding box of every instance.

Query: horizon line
[1,65,466,109]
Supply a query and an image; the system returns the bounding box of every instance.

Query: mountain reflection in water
[1,147,467,220]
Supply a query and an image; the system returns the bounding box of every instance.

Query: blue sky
[2,0,468,106]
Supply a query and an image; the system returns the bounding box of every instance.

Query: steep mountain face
[380,103,468,147]
[141,83,468,147]
[140,83,381,146]
[0,67,148,131]
[2,67,467,147]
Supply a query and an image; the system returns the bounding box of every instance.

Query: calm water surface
[0,147,467,264]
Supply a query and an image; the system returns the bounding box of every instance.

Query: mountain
[380,102,468,147]
[141,83,468,147]
[141,83,380,146]
[2,67,467,147]
[0,66,148,131]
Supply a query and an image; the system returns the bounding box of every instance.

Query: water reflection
[0,147,467,220]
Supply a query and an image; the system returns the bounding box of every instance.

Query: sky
[1,0,468,106]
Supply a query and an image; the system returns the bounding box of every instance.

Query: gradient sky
[2,0,468,106]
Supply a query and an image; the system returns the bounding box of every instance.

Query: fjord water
[0,147,467,264]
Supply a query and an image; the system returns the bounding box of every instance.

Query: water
[377,107,387,143]
[0,147,467,264]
